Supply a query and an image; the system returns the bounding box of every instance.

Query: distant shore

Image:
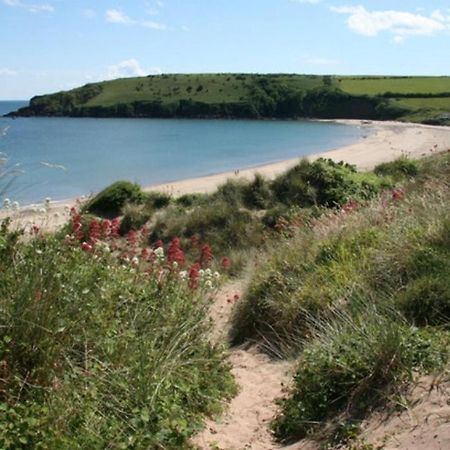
[2,120,450,231]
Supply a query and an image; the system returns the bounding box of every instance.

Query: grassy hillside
[7,74,450,123]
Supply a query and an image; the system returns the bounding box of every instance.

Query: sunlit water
[0,101,368,205]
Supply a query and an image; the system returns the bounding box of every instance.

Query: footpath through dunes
[191,281,295,450]
[192,263,450,449]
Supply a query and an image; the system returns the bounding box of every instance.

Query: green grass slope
[8,74,450,124]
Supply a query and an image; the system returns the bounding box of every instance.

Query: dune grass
[0,219,235,449]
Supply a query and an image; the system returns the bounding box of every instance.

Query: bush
[273,309,449,442]
[145,191,172,209]
[85,181,144,217]
[242,174,272,209]
[119,203,152,235]
[374,157,419,179]
[0,224,234,448]
[150,201,266,258]
[271,159,390,208]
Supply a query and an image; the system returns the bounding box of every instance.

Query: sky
[1,0,450,99]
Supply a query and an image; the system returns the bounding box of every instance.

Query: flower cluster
[65,209,230,291]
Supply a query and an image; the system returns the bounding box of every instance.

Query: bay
[0,101,368,204]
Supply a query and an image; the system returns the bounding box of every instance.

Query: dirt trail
[192,281,294,450]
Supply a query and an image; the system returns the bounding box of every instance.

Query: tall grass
[0,223,234,449]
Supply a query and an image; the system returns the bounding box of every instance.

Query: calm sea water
[0,100,368,204]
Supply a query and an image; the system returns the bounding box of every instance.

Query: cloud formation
[106,8,167,30]
[3,0,54,13]
[0,68,17,76]
[106,59,162,79]
[331,5,450,42]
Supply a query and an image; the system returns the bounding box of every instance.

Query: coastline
[2,120,450,231]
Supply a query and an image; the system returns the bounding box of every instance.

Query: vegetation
[2,147,450,448]
[84,180,144,217]
[9,74,450,123]
[229,151,450,444]
[0,212,235,449]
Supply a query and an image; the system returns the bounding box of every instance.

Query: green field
[9,74,450,124]
[338,76,450,95]
[86,73,330,107]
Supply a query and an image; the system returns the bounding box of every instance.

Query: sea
[0,100,368,205]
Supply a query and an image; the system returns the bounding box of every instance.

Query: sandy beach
[2,120,450,231]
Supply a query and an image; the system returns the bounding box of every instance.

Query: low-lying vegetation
[2,150,450,448]
[230,151,450,444]
[0,213,235,449]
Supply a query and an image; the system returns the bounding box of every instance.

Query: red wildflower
[31,224,40,235]
[126,230,138,246]
[81,242,93,252]
[220,256,231,271]
[89,219,101,243]
[392,189,404,201]
[168,237,185,266]
[141,247,152,261]
[200,244,213,267]
[101,219,112,237]
[110,218,121,238]
[189,263,201,289]
[155,239,164,249]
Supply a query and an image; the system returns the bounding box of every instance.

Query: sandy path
[193,281,294,450]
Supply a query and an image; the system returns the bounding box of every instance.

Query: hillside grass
[338,76,450,95]
[85,73,330,107]
[229,151,450,444]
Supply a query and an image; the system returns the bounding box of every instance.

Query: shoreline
[2,120,450,230]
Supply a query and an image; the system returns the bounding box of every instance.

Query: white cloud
[106,9,133,24]
[105,8,166,30]
[0,68,17,76]
[142,20,167,30]
[3,0,54,13]
[106,59,162,79]
[331,5,450,42]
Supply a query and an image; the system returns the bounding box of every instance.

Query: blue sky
[1,0,450,99]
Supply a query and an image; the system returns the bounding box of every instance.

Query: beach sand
[2,120,450,231]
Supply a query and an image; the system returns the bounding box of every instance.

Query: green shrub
[119,203,152,235]
[85,181,144,217]
[242,174,272,209]
[397,276,450,326]
[271,159,390,208]
[150,201,266,257]
[175,193,210,207]
[212,178,248,207]
[273,310,449,442]
[145,191,172,209]
[374,157,419,178]
[0,225,234,448]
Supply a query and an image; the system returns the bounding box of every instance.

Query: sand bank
[2,120,450,231]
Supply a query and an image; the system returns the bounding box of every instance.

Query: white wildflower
[172,261,178,269]
[12,201,19,210]
[154,247,164,259]
[214,271,220,279]
[199,269,205,277]
[179,270,188,280]
[3,198,11,209]
[205,268,212,277]
[205,280,213,289]
[131,256,139,266]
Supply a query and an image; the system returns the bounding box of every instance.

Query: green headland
[8,74,450,124]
